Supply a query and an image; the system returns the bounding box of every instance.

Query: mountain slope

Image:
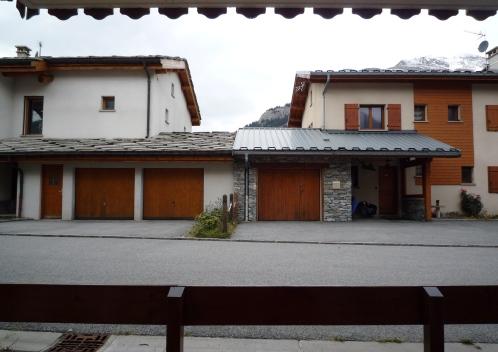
[245,104,290,128]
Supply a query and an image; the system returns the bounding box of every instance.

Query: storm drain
[46,332,109,352]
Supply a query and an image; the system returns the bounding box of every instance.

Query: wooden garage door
[258,168,321,221]
[143,168,203,219]
[75,168,134,219]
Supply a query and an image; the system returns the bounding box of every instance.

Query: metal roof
[233,128,460,157]
[0,132,234,156]
[309,69,498,76]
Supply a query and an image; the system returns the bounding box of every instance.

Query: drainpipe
[322,73,331,129]
[16,167,23,218]
[143,63,151,138]
[244,153,249,222]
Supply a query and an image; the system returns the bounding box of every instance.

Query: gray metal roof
[309,69,498,77]
[0,132,234,156]
[233,128,460,157]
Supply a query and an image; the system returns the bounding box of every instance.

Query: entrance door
[378,166,398,216]
[41,165,63,219]
[258,168,321,221]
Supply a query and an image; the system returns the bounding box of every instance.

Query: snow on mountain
[389,55,486,71]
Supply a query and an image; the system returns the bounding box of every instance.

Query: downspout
[143,63,151,138]
[322,73,331,129]
[17,167,23,218]
[244,153,249,222]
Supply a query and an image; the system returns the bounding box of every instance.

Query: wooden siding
[142,168,203,219]
[486,105,498,131]
[387,104,401,130]
[414,82,474,185]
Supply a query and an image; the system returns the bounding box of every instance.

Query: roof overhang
[233,128,461,158]
[0,57,201,126]
[289,71,498,127]
[9,0,498,20]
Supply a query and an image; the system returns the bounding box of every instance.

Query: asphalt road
[1,235,497,342]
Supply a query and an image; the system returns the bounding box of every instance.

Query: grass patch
[331,336,347,342]
[376,338,403,344]
[190,202,237,239]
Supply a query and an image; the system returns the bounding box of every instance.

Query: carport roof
[0,132,235,157]
[233,128,460,157]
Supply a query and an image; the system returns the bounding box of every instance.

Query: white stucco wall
[19,161,233,220]
[18,163,41,219]
[302,82,415,130]
[0,76,14,138]
[5,70,193,138]
[149,73,192,135]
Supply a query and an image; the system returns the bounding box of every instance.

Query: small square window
[171,83,175,98]
[448,105,460,122]
[101,96,115,111]
[24,96,44,135]
[359,105,384,130]
[414,105,426,122]
[165,108,170,125]
[461,166,473,184]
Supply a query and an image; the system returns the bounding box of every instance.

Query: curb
[1,232,497,249]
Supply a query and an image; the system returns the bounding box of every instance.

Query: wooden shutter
[387,104,401,131]
[345,104,359,130]
[489,167,498,193]
[486,105,498,131]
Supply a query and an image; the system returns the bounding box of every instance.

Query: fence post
[222,194,228,233]
[167,286,185,352]
[423,287,444,352]
[229,193,234,221]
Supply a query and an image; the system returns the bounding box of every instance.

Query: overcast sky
[1,3,497,132]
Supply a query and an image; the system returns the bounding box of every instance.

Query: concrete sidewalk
[1,330,496,352]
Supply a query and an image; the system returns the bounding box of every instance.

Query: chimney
[15,45,31,58]
[486,46,498,71]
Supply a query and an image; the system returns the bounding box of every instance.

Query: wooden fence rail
[1,284,497,352]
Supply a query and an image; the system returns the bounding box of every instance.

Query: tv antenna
[465,30,488,53]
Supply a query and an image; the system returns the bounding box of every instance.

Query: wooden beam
[422,158,432,221]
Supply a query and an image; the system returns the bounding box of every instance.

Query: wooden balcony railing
[1,284,497,352]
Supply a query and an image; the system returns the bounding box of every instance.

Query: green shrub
[460,189,483,217]
[190,201,235,239]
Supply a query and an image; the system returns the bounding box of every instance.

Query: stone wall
[323,159,352,222]
[233,156,353,222]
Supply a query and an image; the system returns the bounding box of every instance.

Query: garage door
[143,168,203,219]
[258,168,321,221]
[75,168,135,219]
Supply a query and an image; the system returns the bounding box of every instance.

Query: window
[351,166,359,188]
[101,96,115,111]
[23,96,43,135]
[415,165,423,177]
[171,83,175,98]
[165,108,170,125]
[448,105,461,122]
[359,105,384,129]
[461,166,473,184]
[414,105,427,122]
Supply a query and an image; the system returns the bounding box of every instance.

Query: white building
[0,49,234,220]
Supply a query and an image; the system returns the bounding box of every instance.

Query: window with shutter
[387,104,401,130]
[486,105,498,131]
[344,104,359,130]
[489,167,498,193]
